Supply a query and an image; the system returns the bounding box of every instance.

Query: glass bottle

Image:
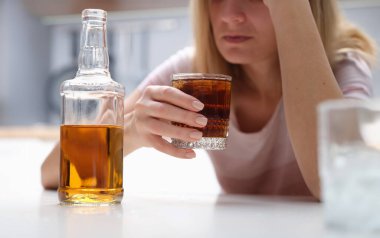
[58,9,124,206]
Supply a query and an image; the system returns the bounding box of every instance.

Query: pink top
[138,47,373,196]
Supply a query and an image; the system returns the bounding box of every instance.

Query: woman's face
[209,0,278,65]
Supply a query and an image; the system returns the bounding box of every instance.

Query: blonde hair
[191,0,377,74]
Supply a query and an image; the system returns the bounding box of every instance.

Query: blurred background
[0,0,379,127]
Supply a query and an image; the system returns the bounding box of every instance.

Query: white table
[0,138,373,238]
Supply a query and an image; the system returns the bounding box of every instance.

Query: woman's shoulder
[150,46,194,76]
[166,46,195,72]
[172,46,195,61]
[334,50,373,78]
[138,46,195,89]
[333,50,374,99]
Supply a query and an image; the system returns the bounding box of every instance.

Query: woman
[42,0,376,199]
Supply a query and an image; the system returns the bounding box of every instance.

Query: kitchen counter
[0,138,371,238]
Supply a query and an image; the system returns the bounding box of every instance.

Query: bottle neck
[77,20,110,77]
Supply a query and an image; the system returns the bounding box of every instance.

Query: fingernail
[185,151,196,159]
[189,131,202,140]
[192,101,204,111]
[195,116,208,126]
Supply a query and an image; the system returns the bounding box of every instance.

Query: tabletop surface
[0,138,374,238]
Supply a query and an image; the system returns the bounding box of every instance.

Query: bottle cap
[82,9,107,21]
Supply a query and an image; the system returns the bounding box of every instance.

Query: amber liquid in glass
[172,78,231,137]
[59,125,123,206]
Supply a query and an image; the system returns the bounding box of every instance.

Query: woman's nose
[220,1,246,24]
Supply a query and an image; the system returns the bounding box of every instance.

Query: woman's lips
[223,35,252,43]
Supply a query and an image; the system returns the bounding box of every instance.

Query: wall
[0,0,8,124]
[117,14,192,94]
[0,0,50,125]
[47,10,192,123]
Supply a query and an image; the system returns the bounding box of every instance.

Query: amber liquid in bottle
[58,125,123,205]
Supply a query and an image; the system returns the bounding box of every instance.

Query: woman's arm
[41,143,60,189]
[264,0,343,199]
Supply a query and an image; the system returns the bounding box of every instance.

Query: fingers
[131,85,206,159]
[143,86,204,112]
[144,117,203,142]
[143,101,208,128]
[147,134,196,159]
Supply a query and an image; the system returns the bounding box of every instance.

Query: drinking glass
[171,73,232,150]
[318,99,380,232]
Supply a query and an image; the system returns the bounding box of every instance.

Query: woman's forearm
[123,89,145,156]
[41,143,60,189]
[123,111,144,156]
[266,0,343,198]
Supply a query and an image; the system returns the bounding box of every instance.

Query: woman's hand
[125,85,208,159]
